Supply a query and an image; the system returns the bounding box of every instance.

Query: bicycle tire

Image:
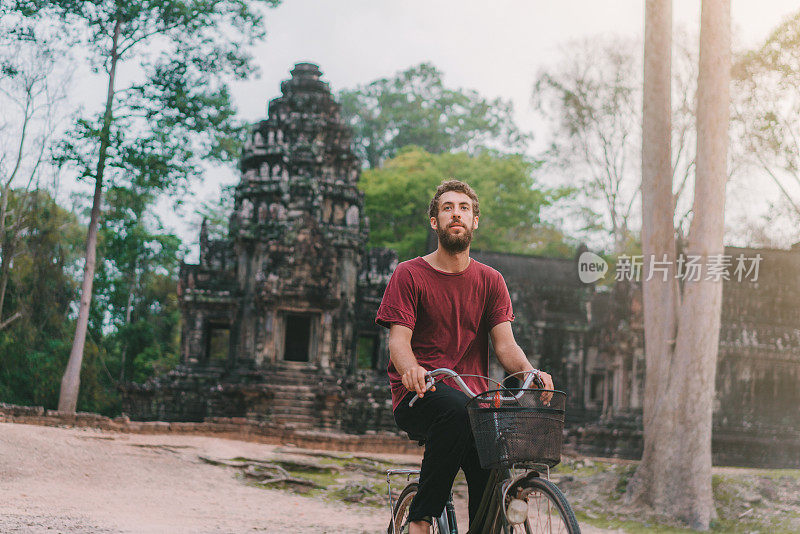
[388,482,441,534]
[506,477,580,534]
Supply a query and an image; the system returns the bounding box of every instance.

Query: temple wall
[124,63,800,468]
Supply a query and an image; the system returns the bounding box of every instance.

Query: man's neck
[423,246,471,273]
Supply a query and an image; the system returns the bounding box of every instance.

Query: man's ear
[430,216,438,230]
[474,215,479,230]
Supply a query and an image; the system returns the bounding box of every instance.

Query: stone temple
[123,63,396,429]
[124,63,800,468]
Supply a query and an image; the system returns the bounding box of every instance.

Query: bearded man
[376,180,554,534]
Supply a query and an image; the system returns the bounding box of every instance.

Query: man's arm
[388,324,433,398]
[490,321,554,390]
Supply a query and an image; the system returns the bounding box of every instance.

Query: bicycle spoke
[390,483,442,534]
[509,485,572,534]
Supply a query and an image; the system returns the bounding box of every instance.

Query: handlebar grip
[533,372,545,389]
[408,374,435,407]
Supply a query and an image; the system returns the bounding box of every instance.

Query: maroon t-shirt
[376,256,515,410]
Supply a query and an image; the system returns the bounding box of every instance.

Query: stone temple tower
[123,63,396,427]
[225,62,366,370]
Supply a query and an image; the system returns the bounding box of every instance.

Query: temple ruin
[123,62,800,468]
[123,63,396,429]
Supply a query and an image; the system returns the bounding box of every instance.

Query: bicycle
[386,368,580,534]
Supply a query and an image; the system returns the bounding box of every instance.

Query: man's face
[431,191,479,253]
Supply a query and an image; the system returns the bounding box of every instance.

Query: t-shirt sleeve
[375,263,418,330]
[486,270,515,329]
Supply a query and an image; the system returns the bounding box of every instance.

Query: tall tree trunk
[670,1,730,527]
[627,0,677,508]
[628,1,730,530]
[58,17,122,413]
[0,242,14,327]
[119,257,140,382]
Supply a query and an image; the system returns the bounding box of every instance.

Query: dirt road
[0,422,616,533]
[0,422,391,533]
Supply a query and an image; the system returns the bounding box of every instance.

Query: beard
[436,222,473,253]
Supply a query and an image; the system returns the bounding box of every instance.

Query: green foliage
[360,146,574,260]
[0,190,83,407]
[339,63,528,168]
[50,0,268,199]
[90,184,183,385]
[0,186,182,414]
[4,0,281,410]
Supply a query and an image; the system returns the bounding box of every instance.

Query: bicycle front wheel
[388,482,442,534]
[507,477,580,534]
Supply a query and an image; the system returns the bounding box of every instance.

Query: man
[376,180,554,533]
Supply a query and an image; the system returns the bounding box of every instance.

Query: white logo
[578,251,608,284]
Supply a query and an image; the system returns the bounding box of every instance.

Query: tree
[339,63,528,168]
[0,18,70,330]
[0,185,182,413]
[12,0,280,412]
[532,33,699,254]
[359,146,572,260]
[626,0,731,529]
[532,38,641,254]
[0,189,84,408]
[91,184,181,383]
[732,10,800,222]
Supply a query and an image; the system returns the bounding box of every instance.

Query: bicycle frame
[387,368,547,533]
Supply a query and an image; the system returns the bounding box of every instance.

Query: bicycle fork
[440,493,457,534]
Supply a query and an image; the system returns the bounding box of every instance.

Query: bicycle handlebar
[407,368,544,407]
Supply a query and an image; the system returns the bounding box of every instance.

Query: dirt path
[0,423,393,533]
[0,422,614,533]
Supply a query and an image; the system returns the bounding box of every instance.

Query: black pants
[393,383,490,525]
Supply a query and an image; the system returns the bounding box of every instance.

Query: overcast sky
[242,0,797,122]
[59,1,800,256]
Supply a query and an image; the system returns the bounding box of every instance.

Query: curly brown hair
[428,180,480,219]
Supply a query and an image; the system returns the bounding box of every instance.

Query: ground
[0,423,386,533]
[1,422,797,533]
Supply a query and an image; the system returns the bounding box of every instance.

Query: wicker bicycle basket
[466,389,566,469]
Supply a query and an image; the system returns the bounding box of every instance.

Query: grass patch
[711,475,737,508]
[217,452,800,532]
[612,465,637,500]
[553,458,617,477]
[329,480,389,507]
[576,510,693,533]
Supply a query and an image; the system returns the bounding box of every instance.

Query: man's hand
[401,365,434,398]
[535,370,555,404]
[388,324,435,399]
[537,370,554,391]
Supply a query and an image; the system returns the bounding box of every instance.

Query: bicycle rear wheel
[507,477,580,534]
[388,483,441,534]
